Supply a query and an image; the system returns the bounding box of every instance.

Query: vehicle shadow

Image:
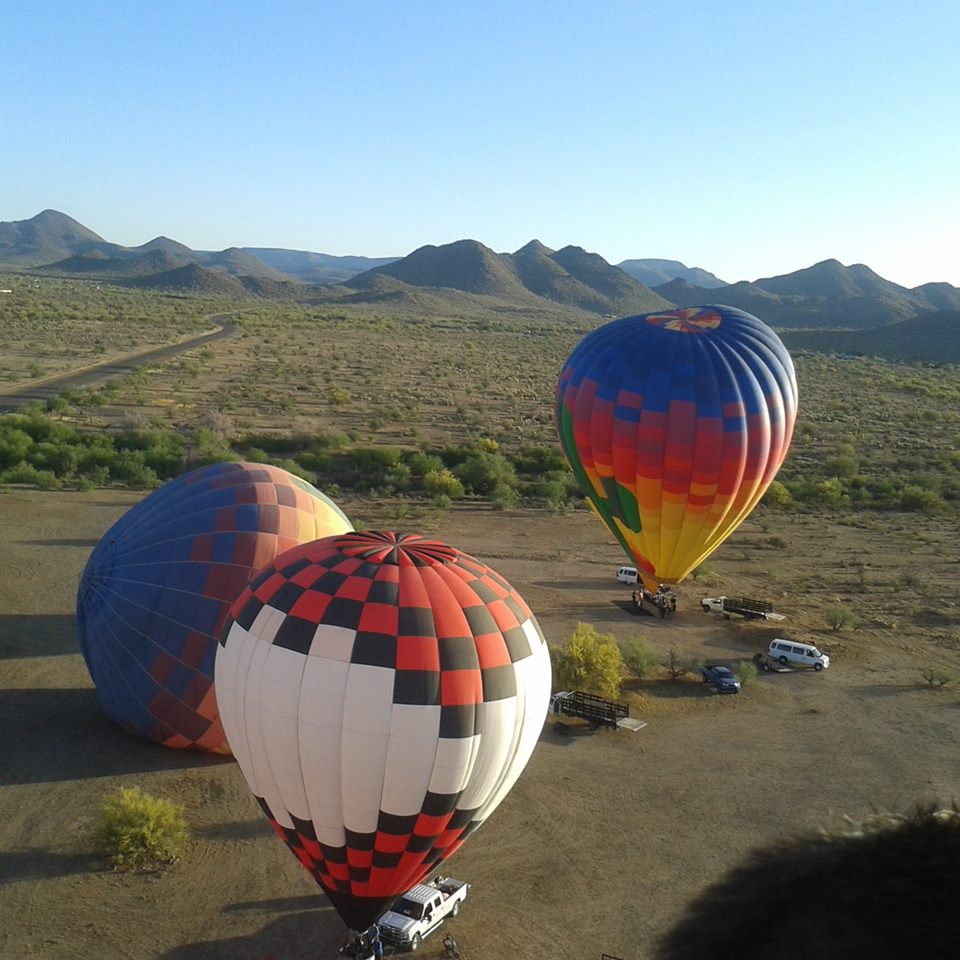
[0,687,230,786]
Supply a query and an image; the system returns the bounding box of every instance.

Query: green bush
[619,636,659,679]
[825,604,858,632]
[94,786,188,869]
[550,623,623,699]
[423,467,464,498]
[735,661,758,685]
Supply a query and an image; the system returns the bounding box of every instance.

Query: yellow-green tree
[551,622,623,698]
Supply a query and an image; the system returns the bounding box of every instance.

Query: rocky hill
[345,239,670,316]
[617,258,726,289]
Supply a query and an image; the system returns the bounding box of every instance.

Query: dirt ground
[2,489,959,960]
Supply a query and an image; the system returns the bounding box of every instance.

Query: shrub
[550,623,623,698]
[735,661,758,685]
[94,786,187,869]
[423,468,465,499]
[620,637,659,679]
[921,668,953,688]
[490,483,520,510]
[825,604,858,632]
[662,646,698,680]
[763,480,794,509]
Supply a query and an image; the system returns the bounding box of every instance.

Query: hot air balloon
[215,531,551,934]
[76,461,352,753]
[556,305,797,589]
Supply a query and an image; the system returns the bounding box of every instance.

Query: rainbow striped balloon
[556,306,797,588]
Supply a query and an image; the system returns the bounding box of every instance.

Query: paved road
[0,313,239,414]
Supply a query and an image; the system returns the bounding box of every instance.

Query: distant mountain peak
[514,239,554,256]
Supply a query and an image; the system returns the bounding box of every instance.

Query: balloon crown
[332,530,460,566]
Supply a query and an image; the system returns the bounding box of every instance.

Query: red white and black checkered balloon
[215,530,551,932]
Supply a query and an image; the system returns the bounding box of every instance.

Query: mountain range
[2,210,959,333]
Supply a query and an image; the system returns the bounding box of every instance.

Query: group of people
[339,927,383,960]
[631,585,677,618]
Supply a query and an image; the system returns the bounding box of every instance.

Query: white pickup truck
[377,875,470,951]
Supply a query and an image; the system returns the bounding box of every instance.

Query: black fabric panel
[438,634,479,671]
[352,632,398,668]
[291,814,317,839]
[377,811,418,835]
[278,556,312,578]
[393,669,441,706]
[268,581,307,614]
[234,595,263,631]
[482,663,517,701]
[320,842,348,864]
[398,606,437,637]
[369,579,400,605]
[273,615,315,655]
[464,604,498,637]
[421,791,459,816]
[344,828,376,852]
[502,624,532,662]
[439,704,478,739]
[324,596,365,630]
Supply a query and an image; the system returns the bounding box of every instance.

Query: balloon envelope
[556,305,797,588]
[215,530,551,932]
[76,461,352,752]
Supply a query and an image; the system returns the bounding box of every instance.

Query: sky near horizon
[4,1,958,287]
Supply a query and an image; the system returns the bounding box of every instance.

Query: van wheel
[778,656,788,665]
[814,662,824,671]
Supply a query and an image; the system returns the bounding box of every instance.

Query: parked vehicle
[700,663,741,693]
[617,565,639,584]
[551,690,645,732]
[377,876,470,951]
[768,638,829,671]
[700,595,784,621]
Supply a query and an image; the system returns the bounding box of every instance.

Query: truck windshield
[394,898,424,920]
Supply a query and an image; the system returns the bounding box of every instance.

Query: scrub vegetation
[2,283,960,522]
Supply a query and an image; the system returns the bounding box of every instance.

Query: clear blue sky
[4,0,958,286]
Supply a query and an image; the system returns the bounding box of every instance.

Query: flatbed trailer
[752,652,793,673]
[551,690,646,732]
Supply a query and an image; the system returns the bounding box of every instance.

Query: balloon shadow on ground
[0,687,230,786]
[17,538,100,548]
[159,910,343,960]
[0,848,101,884]
[0,614,82,659]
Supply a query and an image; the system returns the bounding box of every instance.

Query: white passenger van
[617,566,639,584]
[768,638,829,671]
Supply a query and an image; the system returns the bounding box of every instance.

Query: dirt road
[0,314,239,413]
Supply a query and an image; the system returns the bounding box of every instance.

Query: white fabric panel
[250,604,286,645]
[340,664,395,834]
[242,638,293,828]
[456,698,516,811]
[521,617,546,652]
[258,645,310,821]
[380,704,441,816]
[475,638,552,820]
[429,733,480,797]
[309,623,356,661]
[215,623,259,789]
[298,655,350,847]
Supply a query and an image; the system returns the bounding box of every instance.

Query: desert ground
[2,487,958,960]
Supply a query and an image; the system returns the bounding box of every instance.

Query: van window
[806,649,814,657]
